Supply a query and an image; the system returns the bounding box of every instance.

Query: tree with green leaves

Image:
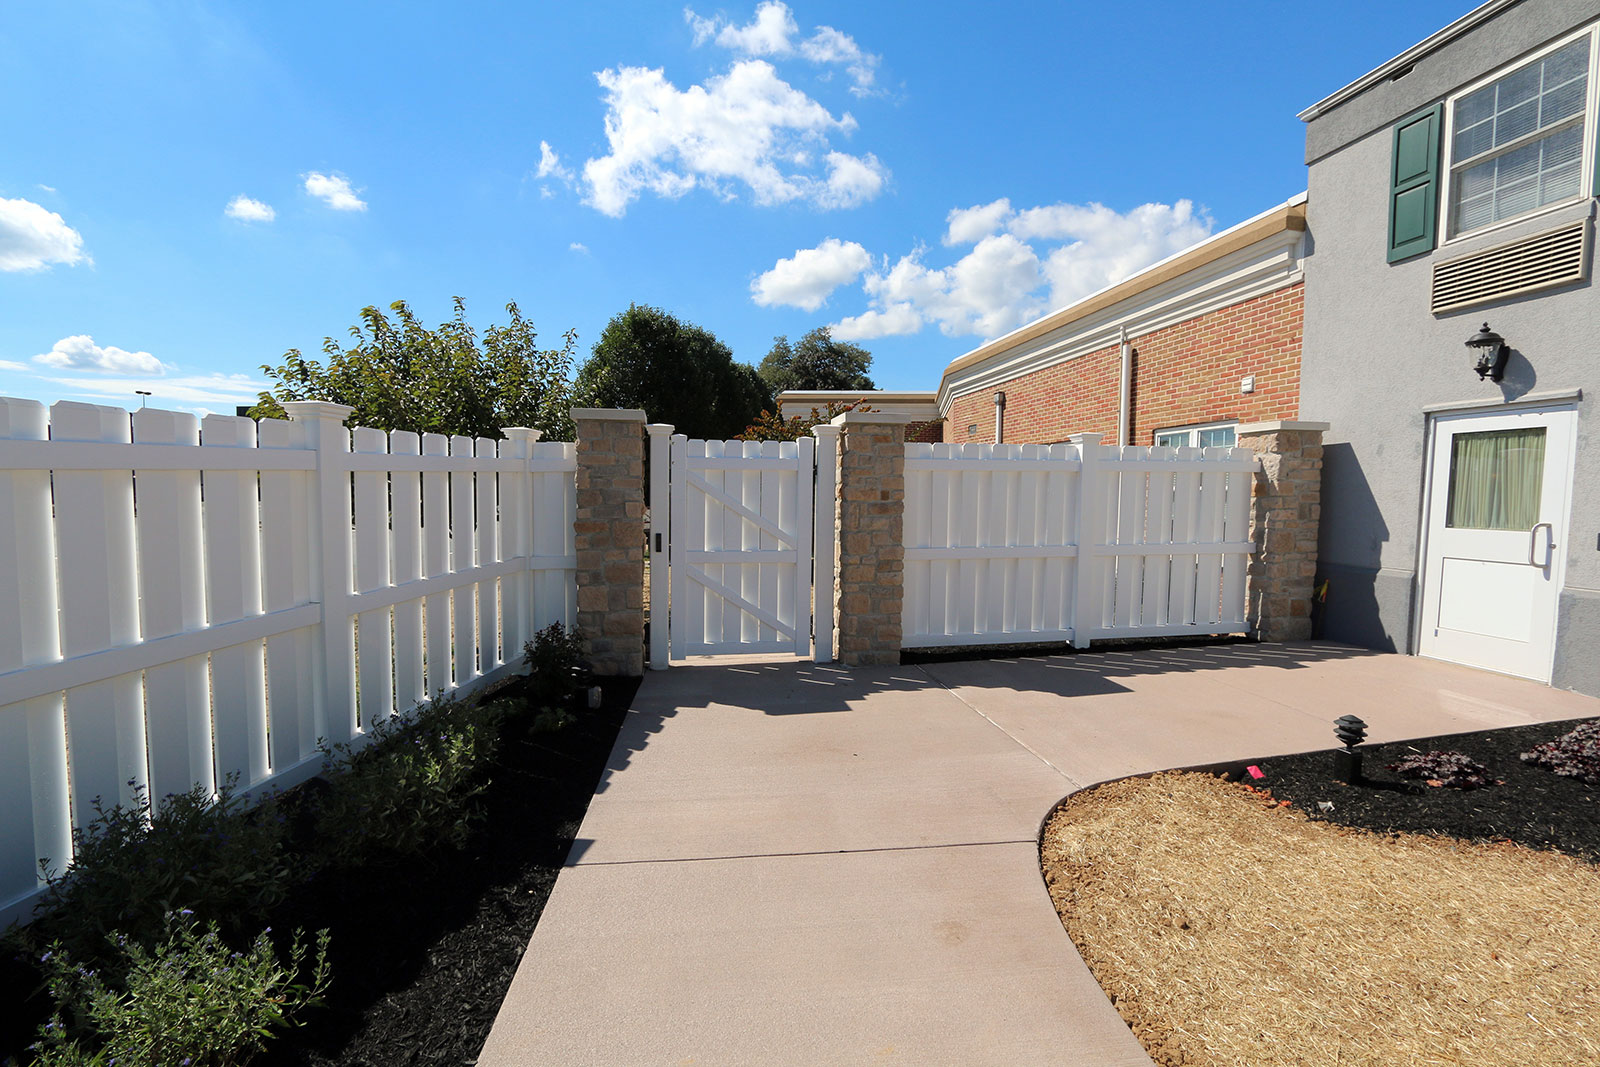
[737,399,870,441]
[756,326,875,395]
[250,298,577,441]
[573,304,770,440]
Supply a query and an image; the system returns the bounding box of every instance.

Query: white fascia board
[938,228,1305,412]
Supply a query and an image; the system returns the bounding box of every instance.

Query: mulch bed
[0,675,635,1067]
[1246,716,1599,863]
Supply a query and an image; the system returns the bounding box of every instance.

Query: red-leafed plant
[1520,720,1600,785]
[1387,750,1495,790]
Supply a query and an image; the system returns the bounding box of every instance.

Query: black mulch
[1241,717,1600,865]
[259,675,637,1067]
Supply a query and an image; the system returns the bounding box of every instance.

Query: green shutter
[1387,103,1443,263]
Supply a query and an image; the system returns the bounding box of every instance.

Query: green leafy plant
[523,622,587,715]
[1387,750,1495,789]
[29,779,294,965]
[313,697,510,868]
[28,911,329,1067]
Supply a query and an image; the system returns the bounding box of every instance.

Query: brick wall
[946,282,1303,445]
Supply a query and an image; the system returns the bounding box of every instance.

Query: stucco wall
[1301,21,1599,695]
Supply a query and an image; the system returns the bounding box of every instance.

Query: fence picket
[52,402,146,819]
[258,417,319,773]
[132,409,213,801]
[0,399,69,901]
[421,433,453,697]
[389,431,426,712]
[474,437,500,673]
[449,435,477,685]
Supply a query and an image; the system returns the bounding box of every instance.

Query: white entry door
[1418,405,1575,682]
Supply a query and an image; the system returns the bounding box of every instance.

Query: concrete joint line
[572,838,1038,868]
[913,665,1087,790]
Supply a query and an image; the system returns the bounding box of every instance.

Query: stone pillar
[832,411,917,667]
[573,408,646,676]
[1237,420,1329,643]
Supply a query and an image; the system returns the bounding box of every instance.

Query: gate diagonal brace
[685,471,797,547]
[684,566,797,640]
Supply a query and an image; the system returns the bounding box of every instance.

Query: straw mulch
[1041,772,1600,1067]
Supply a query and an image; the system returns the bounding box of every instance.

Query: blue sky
[1,0,1473,417]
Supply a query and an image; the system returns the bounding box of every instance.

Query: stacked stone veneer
[833,413,912,667]
[573,409,646,676]
[1239,420,1327,642]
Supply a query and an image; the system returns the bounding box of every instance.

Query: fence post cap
[282,400,355,422]
[571,407,647,423]
[645,423,675,436]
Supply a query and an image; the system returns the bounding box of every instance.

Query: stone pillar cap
[572,407,647,422]
[1236,419,1330,435]
[830,410,924,426]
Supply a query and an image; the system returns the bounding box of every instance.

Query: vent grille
[1431,219,1589,314]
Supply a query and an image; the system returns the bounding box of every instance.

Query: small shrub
[29,910,329,1067]
[1520,720,1600,785]
[523,622,587,711]
[30,778,294,964]
[1387,750,1495,790]
[313,696,508,868]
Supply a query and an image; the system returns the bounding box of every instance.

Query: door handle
[1529,522,1555,567]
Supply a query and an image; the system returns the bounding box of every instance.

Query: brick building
[936,194,1307,448]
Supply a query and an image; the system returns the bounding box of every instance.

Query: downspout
[993,391,1006,444]
[1117,327,1132,447]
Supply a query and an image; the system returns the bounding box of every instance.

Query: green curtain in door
[1446,427,1546,531]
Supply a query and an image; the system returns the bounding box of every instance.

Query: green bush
[523,621,586,714]
[28,911,329,1067]
[312,696,510,868]
[28,779,294,965]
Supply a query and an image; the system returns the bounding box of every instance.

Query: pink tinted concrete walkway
[479,642,1598,1066]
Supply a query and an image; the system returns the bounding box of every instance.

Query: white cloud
[224,195,276,222]
[303,172,367,211]
[1021,200,1212,308]
[41,372,268,412]
[0,359,29,372]
[36,184,57,194]
[944,198,1012,245]
[536,141,572,182]
[0,197,87,272]
[821,198,1214,342]
[34,335,168,376]
[569,242,589,254]
[581,59,885,216]
[686,2,881,94]
[751,237,870,310]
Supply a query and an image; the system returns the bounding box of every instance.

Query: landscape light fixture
[1332,714,1367,784]
[135,389,152,409]
[1465,322,1509,383]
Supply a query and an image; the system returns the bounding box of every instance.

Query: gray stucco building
[1300,0,1599,696]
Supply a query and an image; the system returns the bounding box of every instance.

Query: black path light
[1333,714,1367,784]
[1466,322,1509,383]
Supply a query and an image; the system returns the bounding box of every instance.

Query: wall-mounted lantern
[1465,322,1509,383]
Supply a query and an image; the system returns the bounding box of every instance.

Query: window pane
[1154,431,1188,449]
[1197,427,1237,448]
[1446,427,1545,530]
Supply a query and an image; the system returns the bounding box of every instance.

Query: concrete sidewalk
[478,643,1598,1066]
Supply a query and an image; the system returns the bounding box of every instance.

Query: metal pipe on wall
[993,391,1006,444]
[1117,326,1132,447]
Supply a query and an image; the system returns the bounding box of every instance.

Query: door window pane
[1446,427,1546,530]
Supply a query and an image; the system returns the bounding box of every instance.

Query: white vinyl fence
[0,398,576,925]
[902,433,1257,648]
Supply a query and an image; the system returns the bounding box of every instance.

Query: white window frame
[1440,21,1600,244]
[1153,421,1237,450]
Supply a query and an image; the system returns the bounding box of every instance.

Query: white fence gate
[0,397,577,926]
[902,434,1256,648]
[647,430,836,665]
